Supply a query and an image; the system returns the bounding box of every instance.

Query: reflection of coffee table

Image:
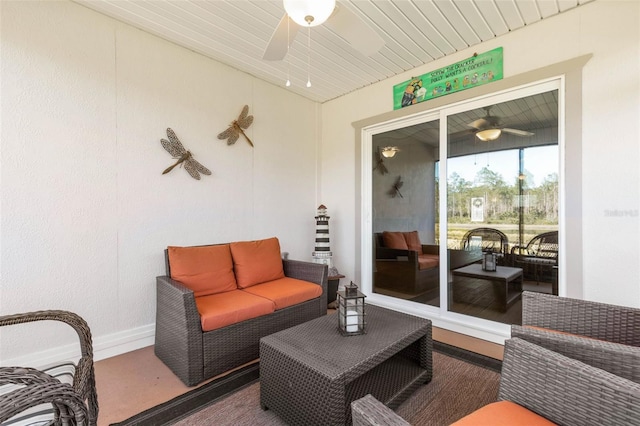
[451,264,523,312]
[260,305,432,425]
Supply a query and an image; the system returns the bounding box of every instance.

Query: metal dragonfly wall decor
[161,128,212,180]
[373,147,389,175]
[217,105,254,147]
[388,176,404,198]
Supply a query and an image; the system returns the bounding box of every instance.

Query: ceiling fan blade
[263,14,300,61]
[469,118,490,130]
[325,3,384,56]
[502,128,535,137]
[449,129,475,140]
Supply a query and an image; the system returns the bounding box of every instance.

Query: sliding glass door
[445,91,559,324]
[372,119,441,307]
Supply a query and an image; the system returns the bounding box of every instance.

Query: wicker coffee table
[260,305,432,425]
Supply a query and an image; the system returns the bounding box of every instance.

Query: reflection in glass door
[445,91,559,324]
[371,120,441,307]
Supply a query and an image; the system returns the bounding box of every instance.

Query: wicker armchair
[352,338,640,426]
[0,367,88,426]
[511,291,640,382]
[0,310,98,426]
[351,394,410,426]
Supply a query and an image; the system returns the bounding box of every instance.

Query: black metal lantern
[337,282,366,336]
[482,251,497,272]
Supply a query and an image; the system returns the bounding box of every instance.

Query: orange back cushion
[382,231,408,250]
[230,237,285,288]
[403,231,423,254]
[167,245,237,297]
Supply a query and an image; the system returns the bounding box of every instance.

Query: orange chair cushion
[167,245,237,297]
[403,231,423,254]
[382,231,408,250]
[451,401,556,426]
[418,254,439,270]
[230,237,285,288]
[242,277,323,310]
[195,290,275,332]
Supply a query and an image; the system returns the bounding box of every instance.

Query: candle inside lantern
[346,310,358,332]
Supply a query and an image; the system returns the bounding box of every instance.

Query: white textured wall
[321,0,640,308]
[0,1,319,364]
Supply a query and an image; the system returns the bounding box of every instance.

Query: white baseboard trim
[3,324,156,368]
[93,323,156,362]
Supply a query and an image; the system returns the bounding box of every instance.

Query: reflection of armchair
[510,231,558,284]
[460,227,509,255]
[512,291,640,383]
[374,231,439,296]
[0,310,98,426]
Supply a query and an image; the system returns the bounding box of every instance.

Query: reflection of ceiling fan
[469,106,535,141]
[263,0,385,61]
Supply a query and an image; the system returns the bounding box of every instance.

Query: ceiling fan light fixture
[476,128,502,142]
[381,146,400,158]
[283,0,336,27]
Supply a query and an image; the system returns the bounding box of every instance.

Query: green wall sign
[393,47,503,110]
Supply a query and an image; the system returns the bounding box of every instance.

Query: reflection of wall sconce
[381,146,400,158]
[476,128,501,141]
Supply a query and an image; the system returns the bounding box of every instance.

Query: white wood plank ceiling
[72,0,594,103]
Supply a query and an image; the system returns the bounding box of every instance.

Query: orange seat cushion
[382,231,408,250]
[241,277,323,310]
[230,237,285,288]
[451,401,556,426]
[195,290,275,332]
[418,254,439,270]
[403,231,423,254]
[167,245,237,297]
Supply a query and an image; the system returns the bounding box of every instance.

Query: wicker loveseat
[155,237,328,386]
[352,338,640,426]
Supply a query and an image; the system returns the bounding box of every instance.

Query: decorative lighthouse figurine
[312,204,339,276]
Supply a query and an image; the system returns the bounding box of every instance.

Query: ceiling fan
[469,106,535,141]
[262,0,385,61]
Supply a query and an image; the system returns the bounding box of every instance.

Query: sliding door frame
[354,55,591,344]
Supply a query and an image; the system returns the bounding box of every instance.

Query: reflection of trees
[447,168,558,224]
[448,172,471,220]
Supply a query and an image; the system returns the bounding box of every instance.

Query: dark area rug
[433,341,502,372]
[112,343,501,426]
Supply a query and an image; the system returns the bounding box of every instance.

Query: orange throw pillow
[403,231,423,254]
[230,237,285,288]
[382,231,408,250]
[167,245,237,297]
